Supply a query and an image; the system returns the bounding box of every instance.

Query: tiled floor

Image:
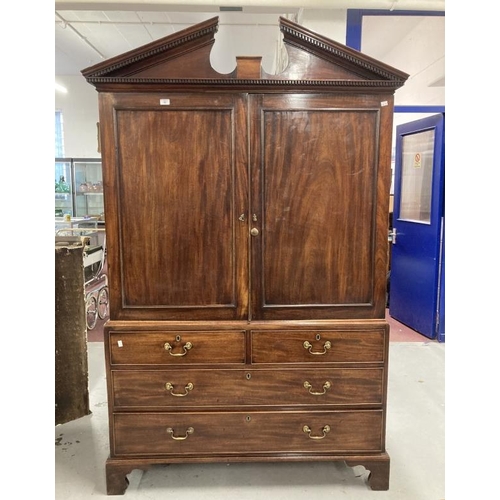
[385,310,433,342]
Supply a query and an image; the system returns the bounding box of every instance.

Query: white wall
[211,23,283,75]
[361,15,445,106]
[300,9,347,42]
[55,75,100,158]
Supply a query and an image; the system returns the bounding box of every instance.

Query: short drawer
[251,330,386,364]
[112,410,383,456]
[111,368,384,408]
[108,331,246,365]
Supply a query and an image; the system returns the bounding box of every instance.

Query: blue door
[389,114,445,341]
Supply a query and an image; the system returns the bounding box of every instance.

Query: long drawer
[108,331,246,365]
[112,410,383,456]
[251,330,386,364]
[111,368,384,408]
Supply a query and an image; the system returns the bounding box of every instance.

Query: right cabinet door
[249,94,392,321]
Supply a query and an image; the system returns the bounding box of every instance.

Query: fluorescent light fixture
[55,82,68,93]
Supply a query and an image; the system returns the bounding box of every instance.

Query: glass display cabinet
[74,159,104,218]
[55,158,73,217]
[55,158,103,218]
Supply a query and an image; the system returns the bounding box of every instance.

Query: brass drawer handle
[164,341,193,357]
[303,425,331,440]
[165,382,194,397]
[303,381,331,395]
[303,340,331,355]
[166,427,194,441]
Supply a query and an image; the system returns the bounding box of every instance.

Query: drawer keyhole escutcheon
[165,382,194,397]
[245,373,252,380]
[303,381,331,395]
[303,425,331,440]
[164,341,193,357]
[303,340,331,355]
[166,427,194,441]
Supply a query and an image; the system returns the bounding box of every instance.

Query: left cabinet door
[99,93,249,321]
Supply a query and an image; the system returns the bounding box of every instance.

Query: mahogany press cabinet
[82,17,408,495]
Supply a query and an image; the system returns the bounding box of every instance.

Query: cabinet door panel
[101,93,248,320]
[250,95,392,320]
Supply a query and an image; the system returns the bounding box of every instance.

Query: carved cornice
[82,16,408,90]
[279,17,409,83]
[280,26,392,80]
[90,26,217,78]
[85,77,403,88]
[82,17,219,79]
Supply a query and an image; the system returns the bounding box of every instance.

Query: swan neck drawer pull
[164,341,193,356]
[303,340,331,355]
[303,425,331,440]
[303,381,331,395]
[165,382,194,397]
[166,427,194,441]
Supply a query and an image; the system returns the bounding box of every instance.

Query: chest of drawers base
[106,452,390,495]
[104,320,390,495]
